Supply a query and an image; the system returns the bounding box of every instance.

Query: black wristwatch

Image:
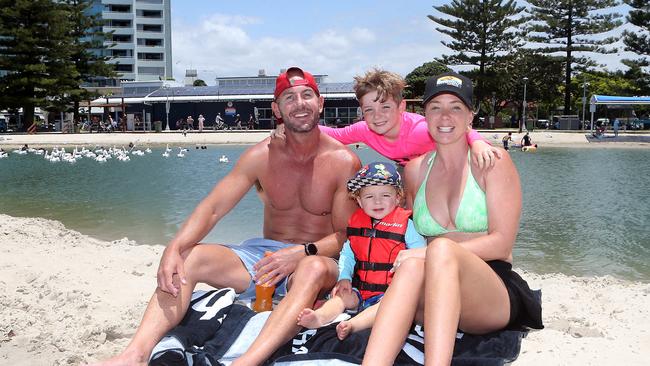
[303,242,318,256]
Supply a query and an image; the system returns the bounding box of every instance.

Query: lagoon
[1,145,648,281]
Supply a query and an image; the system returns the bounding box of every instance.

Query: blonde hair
[353,68,405,104]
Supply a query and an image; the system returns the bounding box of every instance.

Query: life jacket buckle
[361,228,376,237]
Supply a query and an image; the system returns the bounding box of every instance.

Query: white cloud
[171,12,444,84]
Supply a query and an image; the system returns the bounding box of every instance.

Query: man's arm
[157,144,263,296]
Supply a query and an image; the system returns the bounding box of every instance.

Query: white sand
[1,215,649,365]
[2,130,650,150]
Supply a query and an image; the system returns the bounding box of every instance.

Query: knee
[395,257,425,283]
[296,256,334,284]
[426,237,460,267]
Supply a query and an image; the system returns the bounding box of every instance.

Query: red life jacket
[347,207,411,300]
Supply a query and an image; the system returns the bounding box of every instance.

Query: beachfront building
[91,69,359,130]
[88,0,173,86]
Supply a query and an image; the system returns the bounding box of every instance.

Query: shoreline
[2,130,650,149]
[1,214,649,365]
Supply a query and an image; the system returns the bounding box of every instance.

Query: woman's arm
[456,151,521,261]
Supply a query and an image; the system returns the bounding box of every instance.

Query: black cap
[422,72,474,109]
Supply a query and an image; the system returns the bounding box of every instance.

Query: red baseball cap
[274,67,320,100]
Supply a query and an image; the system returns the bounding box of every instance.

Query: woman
[362,72,542,366]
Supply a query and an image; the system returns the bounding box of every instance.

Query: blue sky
[169,0,638,84]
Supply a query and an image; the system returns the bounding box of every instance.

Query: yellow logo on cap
[437,76,462,88]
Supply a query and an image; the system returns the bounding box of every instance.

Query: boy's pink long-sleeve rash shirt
[320,112,485,166]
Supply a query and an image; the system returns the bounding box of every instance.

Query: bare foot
[336,320,355,340]
[83,350,148,366]
[296,308,326,329]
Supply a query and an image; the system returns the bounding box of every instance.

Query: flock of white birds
[0,144,230,163]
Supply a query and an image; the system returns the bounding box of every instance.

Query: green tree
[487,50,564,130]
[403,61,451,99]
[193,79,207,86]
[61,0,116,125]
[428,0,527,112]
[525,0,622,118]
[623,0,650,61]
[622,0,650,96]
[0,0,71,130]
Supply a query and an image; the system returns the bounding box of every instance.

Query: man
[91,67,360,366]
[502,132,513,151]
[215,112,225,130]
[521,132,532,147]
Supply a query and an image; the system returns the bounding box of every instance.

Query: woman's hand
[391,247,426,272]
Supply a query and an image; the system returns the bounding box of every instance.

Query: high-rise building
[91,0,172,85]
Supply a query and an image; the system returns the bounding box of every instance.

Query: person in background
[198,114,205,133]
[248,113,256,130]
[186,115,194,130]
[362,72,543,365]
[521,132,532,147]
[502,132,513,151]
[234,114,242,130]
[613,117,620,137]
[215,113,225,130]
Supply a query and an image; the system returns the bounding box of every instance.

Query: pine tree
[61,0,115,125]
[623,0,650,61]
[525,0,622,117]
[0,0,70,130]
[428,0,527,112]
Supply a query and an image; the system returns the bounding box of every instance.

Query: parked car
[626,118,643,130]
[638,118,650,130]
[536,119,550,129]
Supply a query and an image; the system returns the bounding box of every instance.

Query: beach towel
[150,289,526,366]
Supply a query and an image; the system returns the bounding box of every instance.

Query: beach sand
[1,215,649,365]
[2,130,650,150]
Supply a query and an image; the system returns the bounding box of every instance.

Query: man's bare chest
[260,170,335,216]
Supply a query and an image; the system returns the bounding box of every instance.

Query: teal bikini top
[413,151,488,237]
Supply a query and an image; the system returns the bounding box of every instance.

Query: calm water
[1,145,649,281]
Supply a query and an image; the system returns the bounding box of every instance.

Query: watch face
[307,243,318,255]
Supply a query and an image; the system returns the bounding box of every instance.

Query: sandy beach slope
[1,215,649,365]
[2,130,650,149]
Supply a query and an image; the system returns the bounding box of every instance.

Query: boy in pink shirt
[275,68,500,167]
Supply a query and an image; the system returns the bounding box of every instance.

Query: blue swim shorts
[222,238,299,300]
[351,288,384,312]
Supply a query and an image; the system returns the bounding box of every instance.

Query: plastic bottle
[252,251,275,312]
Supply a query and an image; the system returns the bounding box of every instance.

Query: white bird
[219,155,229,163]
[145,148,152,154]
[177,147,185,158]
[162,151,169,158]
[165,144,172,153]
